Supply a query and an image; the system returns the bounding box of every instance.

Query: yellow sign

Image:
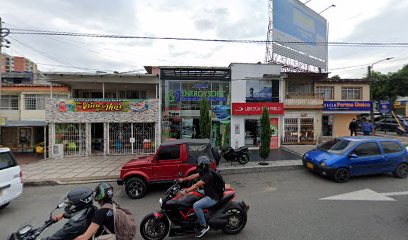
[0,117,6,126]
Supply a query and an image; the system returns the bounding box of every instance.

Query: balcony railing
[284,92,324,106]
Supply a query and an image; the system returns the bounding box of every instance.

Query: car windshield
[317,139,353,155]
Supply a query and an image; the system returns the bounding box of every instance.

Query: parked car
[375,118,408,135]
[302,137,408,183]
[117,139,219,199]
[0,148,23,209]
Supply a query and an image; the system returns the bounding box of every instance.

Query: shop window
[25,94,49,110]
[244,120,260,147]
[341,87,362,100]
[316,86,334,99]
[284,115,315,144]
[0,95,19,110]
[300,118,314,143]
[287,82,313,93]
[284,118,299,143]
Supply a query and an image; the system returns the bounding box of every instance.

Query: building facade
[230,63,284,149]
[44,73,160,158]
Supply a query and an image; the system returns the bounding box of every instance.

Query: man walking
[349,118,358,136]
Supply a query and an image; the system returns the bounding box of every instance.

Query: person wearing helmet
[179,156,221,238]
[44,187,96,240]
[75,182,115,240]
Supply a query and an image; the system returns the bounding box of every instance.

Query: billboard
[272,0,328,69]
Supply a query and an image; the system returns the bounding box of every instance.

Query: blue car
[302,136,408,183]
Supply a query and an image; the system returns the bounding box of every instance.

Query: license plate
[306,162,314,170]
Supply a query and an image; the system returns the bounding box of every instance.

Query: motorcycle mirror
[57,202,66,209]
[18,225,32,235]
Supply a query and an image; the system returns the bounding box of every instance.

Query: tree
[199,95,211,138]
[215,123,221,146]
[259,107,271,162]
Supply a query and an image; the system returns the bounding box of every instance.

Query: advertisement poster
[246,80,273,102]
[55,99,149,112]
[270,118,279,149]
[378,100,392,114]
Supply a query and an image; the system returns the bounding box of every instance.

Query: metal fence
[55,123,86,156]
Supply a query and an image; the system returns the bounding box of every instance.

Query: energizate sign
[232,102,284,115]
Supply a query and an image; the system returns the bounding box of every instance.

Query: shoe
[196,225,210,238]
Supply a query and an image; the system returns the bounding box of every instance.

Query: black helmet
[63,187,93,216]
[94,182,114,202]
[197,156,211,176]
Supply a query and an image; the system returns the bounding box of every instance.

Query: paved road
[2,169,408,240]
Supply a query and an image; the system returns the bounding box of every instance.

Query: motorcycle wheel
[223,207,247,234]
[238,154,250,165]
[140,213,169,240]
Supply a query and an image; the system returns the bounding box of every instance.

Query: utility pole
[368,65,374,127]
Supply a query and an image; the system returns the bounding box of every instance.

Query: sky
[1,0,407,78]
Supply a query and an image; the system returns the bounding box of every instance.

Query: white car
[0,148,23,209]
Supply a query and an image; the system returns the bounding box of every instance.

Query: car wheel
[393,163,408,178]
[334,168,350,183]
[0,202,10,210]
[125,177,147,199]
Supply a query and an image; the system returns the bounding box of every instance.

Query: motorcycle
[8,203,62,240]
[140,180,249,240]
[221,146,250,165]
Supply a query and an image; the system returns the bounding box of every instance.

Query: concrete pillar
[104,123,109,155]
[48,123,55,158]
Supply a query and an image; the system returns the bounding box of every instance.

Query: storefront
[283,111,320,144]
[160,67,231,146]
[46,98,160,157]
[322,101,372,137]
[231,102,284,148]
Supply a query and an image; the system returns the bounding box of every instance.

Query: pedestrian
[361,119,374,136]
[348,118,358,136]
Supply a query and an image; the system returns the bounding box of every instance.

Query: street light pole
[368,57,393,128]
[319,4,336,14]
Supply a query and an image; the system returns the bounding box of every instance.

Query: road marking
[319,189,404,201]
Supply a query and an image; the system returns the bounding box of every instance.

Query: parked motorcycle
[221,146,250,165]
[8,204,61,240]
[140,181,249,240]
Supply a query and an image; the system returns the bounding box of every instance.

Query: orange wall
[332,114,357,137]
[13,56,26,72]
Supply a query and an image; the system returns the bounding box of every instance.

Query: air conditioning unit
[53,144,64,158]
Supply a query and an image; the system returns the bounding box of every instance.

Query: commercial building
[44,72,160,158]
[230,63,284,149]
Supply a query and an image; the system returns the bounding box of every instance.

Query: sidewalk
[22,155,302,186]
[281,145,315,157]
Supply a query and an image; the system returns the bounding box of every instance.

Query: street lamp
[319,4,336,14]
[368,57,393,127]
[304,0,312,4]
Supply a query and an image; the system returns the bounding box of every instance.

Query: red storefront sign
[231,102,284,115]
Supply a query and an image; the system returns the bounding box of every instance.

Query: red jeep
[117,139,220,199]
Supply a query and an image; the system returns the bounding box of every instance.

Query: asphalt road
[2,169,408,240]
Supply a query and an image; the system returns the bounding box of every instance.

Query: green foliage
[199,95,211,139]
[259,107,271,160]
[371,65,408,104]
[215,123,221,146]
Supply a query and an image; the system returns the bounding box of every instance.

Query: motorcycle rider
[179,156,222,238]
[44,187,96,240]
[75,182,115,240]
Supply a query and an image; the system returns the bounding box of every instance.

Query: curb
[24,164,303,186]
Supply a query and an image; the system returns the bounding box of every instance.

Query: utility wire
[9,28,408,47]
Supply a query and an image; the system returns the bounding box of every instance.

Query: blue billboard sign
[323,101,372,112]
[378,100,392,114]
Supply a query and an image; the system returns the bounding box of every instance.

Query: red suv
[117,139,219,199]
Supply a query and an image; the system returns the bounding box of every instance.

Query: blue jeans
[193,190,217,226]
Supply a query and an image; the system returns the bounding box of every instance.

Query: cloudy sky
[1,0,407,78]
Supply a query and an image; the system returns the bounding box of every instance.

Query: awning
[3,120,47,127]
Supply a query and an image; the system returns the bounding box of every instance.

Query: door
[153,145,181,181]
[379,141,406,171]
[349,142,385,175]
[0,151,22,204]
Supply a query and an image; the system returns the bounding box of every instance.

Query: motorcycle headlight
[159,198,163,207]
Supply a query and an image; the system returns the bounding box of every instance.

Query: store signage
[55,99,149,112]
[166,81,227,102]
[0,117,6,126]
[378,100,392,114]
[270,118,279,149]
[232,102,284,115]
[323,101,372,112]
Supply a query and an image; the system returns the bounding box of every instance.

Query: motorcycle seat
[208,193,235,210]
[234,146,248,153]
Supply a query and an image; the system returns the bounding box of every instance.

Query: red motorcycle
[140,181,249,240]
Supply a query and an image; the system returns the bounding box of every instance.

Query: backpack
[211,170,225,199]
[102,202,137,240]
